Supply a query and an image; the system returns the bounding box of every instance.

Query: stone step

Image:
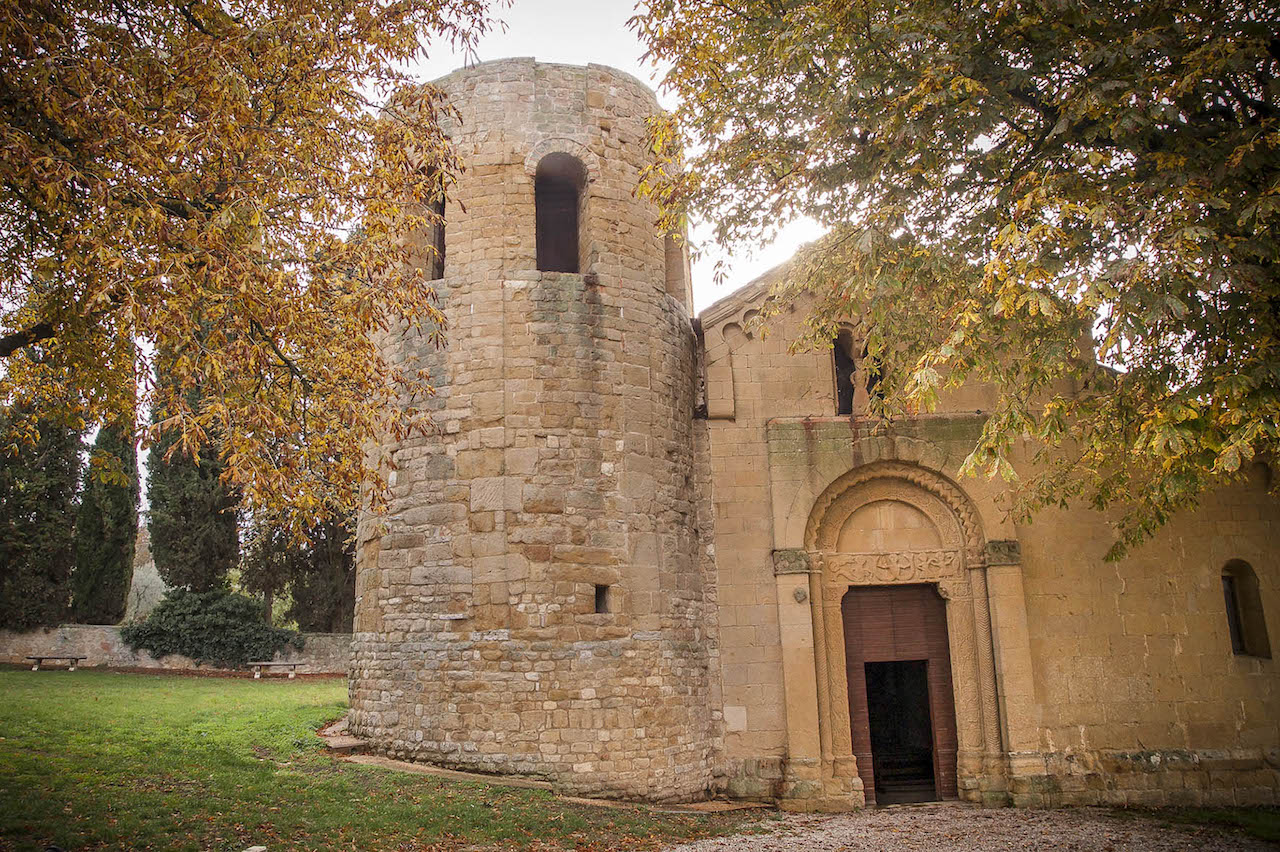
[323,735,367,755]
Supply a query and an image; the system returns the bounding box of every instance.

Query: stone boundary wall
[0,625,351,674]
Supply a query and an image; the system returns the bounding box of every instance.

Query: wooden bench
[248,661,299,679]
[26,655,86,671]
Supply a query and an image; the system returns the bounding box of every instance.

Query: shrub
[121,588,303,668]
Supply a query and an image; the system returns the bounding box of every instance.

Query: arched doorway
[802,462,1004,806]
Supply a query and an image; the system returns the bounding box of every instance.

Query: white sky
[408,0,822,312]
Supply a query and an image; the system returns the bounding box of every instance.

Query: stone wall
[0,624,351,674]
[697,279,1279,809]
[1017,472,1280,807]
[346,56,1278,810]
[349,60,716,802]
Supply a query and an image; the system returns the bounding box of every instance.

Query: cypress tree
[0,406,83,630]
[240,514,355,632]
[147,411,238,593]
[70,421,139,624]
[286,518,355,633]
[240,516,293,624]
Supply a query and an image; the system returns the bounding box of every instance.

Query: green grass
[1142,806,1280,844]
[0,670,757,851]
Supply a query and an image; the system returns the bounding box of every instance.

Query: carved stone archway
[788,462,1008,805]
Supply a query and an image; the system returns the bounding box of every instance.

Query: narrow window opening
[428,194,445,281]
[594,584,610,614]
[1223,573,1246,655]
[834,329,857,415]
[1222,560,1271,658]
[535,153,587,273]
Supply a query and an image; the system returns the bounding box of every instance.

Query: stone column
[771,549,824,808]
[983,540,1050,804]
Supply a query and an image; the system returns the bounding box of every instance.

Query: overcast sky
[408,0,822,312]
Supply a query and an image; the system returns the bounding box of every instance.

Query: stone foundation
[1014,748,1280,808]
[350,630,712,800]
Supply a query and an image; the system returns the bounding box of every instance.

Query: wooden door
[842,584,958,805]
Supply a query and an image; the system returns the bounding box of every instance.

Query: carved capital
[984,539,1022,567]
[772,548,814,575]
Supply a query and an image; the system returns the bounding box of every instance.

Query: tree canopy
[635,0,1280,554]
[0,0,503,528]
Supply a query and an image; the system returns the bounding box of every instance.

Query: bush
[121,588,303,668]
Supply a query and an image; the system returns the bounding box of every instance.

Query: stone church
[349,59,1279,810]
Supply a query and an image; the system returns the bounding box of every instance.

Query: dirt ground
[662,803,1276,852]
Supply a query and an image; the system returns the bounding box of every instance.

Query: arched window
[1222,560,1271,658]
[833,329,881,416]
[535,153,587,273]
[834,329,858,415]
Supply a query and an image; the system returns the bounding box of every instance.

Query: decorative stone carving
[772,548,814,575]
[822,549,962,585]
[802,462,1004,807]
[984,539,1022,566]
[805,462,985,557]
[816,480,963,552]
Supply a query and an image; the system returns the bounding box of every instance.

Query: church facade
[348,59,1279,810]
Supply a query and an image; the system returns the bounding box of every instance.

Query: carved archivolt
[805,461,985,564]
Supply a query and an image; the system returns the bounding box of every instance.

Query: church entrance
[866,660,936,803]
[842,584,958,805]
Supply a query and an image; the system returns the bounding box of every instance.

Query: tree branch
[0,321,56,358]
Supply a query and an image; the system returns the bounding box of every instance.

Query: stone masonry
[348,60,715,802]
[352,59,1279,809]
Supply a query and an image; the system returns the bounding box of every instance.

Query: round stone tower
[349,60,713,801]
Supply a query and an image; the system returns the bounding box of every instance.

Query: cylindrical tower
[349,59,711,801]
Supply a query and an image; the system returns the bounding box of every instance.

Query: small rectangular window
[594,584,610,614]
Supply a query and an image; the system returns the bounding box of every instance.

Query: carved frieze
[819,548,963,586]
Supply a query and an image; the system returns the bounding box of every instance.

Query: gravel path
[664,803,1274,851]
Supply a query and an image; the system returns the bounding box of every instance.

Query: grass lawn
[0,669,758,851]
[1139,806,1280,844]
